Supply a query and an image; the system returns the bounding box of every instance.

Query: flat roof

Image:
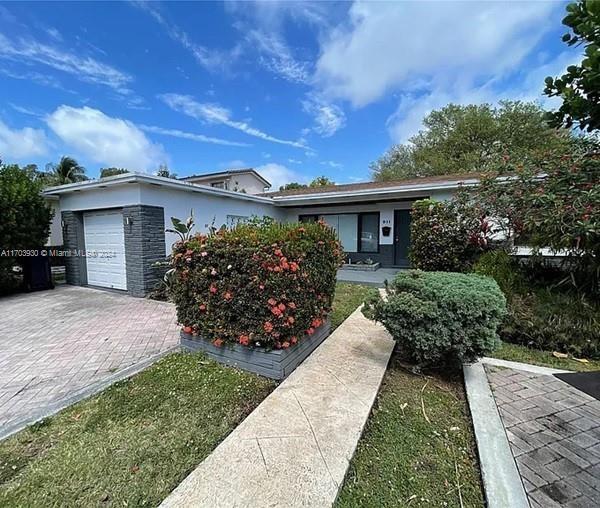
[43,172,275,204]
[180,168,271,188]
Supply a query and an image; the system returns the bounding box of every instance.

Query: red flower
[209,284,218,294]
[273,266,281,272]
[278,303,286,311]
[271,306,282,316]
[263,321,274,333]
[239,335,250,346]
[224,291,233,301]
[268,298,277,306]
[182,326,193,334]
[311,318,322,328]
[290,336,297,345]
[281,341,290,349]
[287,316,295,324]
[289,262,298,272]
[307,327,315,336]
[199,304,206,311]
[288,302,297,309]
[281,261,289,270]
[213,338,224,347]
[274,248,283,257]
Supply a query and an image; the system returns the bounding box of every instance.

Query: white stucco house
[43,170,479,296]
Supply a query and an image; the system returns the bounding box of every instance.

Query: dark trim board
[180,320,331,380]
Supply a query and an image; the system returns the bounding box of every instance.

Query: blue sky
[0,1,579,189]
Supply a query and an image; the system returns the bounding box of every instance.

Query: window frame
[358,212,380,253]
[297,212,380,254]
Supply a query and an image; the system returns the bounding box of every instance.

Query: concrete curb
[463,361,529,508]
[481,356,571,375]
[0,345,179,442]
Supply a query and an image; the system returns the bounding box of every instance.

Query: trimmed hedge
[363,270,506,367]
[170,220,343,349]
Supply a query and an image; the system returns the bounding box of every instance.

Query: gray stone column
[61,211,87,286]
[122,205,166,297]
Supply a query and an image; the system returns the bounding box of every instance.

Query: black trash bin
[21,251,54,292]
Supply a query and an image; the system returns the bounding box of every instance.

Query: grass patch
[0,282,369,506]
[0,353,274,507]
[490,342,600,372]
[336,356,484,508]
[331,282,372,331]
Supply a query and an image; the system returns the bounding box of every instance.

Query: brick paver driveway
[486,365,600,507]
[0,286,179,435]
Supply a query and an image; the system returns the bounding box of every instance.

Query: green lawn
[490,341,600,372]
[0,353,274,507]
[0,282,370,507]
[336,356,484,508]
[331,282,373,330]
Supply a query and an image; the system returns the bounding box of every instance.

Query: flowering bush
[170,219,343,349]
[409,194,493,272]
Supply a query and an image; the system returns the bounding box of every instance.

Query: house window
[211,181,227,189]
[226,215,248,227]
[359,213,379,253]
[297,212,380,253]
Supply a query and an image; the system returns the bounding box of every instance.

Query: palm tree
[46,156,88,185]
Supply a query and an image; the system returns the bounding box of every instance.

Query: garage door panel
[83,211,127,290]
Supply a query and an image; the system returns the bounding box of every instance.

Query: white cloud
[246,30,310,83]
[255,162,306,190]
[0,33,134,95]
[220,159,247,169]
[139,124,250,147]
[320,160,343,169]
[315,1,560,107]
[46,105,166,171]
[287,158,302,164]
[0,119,48,159]
[387,51,579,143]
[9,103,39,116]
[302,94,346,137]
[133,1,240,73]
[160,93,307,148]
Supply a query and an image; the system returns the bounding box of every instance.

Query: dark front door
[393,209,411,267]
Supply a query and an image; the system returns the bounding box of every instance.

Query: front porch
[336,267,402,286]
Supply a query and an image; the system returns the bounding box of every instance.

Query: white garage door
[83,210,127,290]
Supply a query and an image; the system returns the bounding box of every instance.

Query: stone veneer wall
[61,210,87,286]
[122,205,166,297]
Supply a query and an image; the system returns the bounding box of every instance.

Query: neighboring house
[43,171,479,297]
[180,168,271,194]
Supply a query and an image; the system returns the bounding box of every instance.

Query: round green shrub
[170,220,343,349]
[363,270,506,367]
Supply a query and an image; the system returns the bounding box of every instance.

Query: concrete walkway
[161,306,395,508]
[336,267,401,287]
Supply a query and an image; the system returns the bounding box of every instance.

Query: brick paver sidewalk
[486,365,600,508]
[0,286,179,433]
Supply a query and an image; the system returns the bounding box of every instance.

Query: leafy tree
[0,162,54,292]
[279,182,308,191]
[100,167,129,178]
[45,156,87,185]
[473,148,600,294]
[156,164,178,179]
[309,176,334,187]
[544,1,600,131]
[372,101,570,181]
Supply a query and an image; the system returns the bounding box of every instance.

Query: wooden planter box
[180,319,331,380]
[341,262,380,271]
